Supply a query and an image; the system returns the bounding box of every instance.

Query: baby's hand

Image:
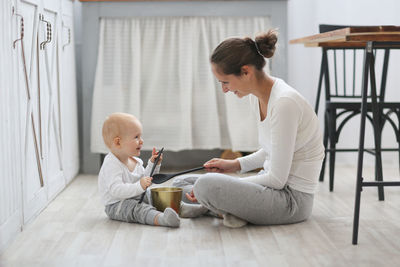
[140,176,153,190]
[150,147,163,165]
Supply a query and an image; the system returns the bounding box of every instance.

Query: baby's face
[119,120,143,157]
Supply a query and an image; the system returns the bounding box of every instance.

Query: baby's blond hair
[102,113,140,148]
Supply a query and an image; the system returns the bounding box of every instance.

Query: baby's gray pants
[105,193,159,225]
[173,173,314,225]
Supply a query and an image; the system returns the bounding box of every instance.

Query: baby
[98,112,180,227]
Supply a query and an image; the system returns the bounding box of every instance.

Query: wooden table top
[290,26,400,48]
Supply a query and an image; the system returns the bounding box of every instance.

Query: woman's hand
[150,147,163,165]
[185,189,197,203]
[203,158,241,173]
[140,176,153,190]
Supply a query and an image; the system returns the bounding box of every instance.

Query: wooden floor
[1,165,400,267]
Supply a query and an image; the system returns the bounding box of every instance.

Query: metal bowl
[151,187,182,214]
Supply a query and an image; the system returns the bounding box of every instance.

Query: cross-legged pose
[174,30,324,228]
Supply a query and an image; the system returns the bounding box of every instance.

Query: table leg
[369,52,385,201]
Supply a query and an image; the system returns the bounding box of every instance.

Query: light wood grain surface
[290,25,400,48]
[290,26,400,44]
[1,165,400,266]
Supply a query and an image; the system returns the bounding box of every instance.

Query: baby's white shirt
[98,152,160,206]
[238,78,325,194]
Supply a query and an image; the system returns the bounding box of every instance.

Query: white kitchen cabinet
[16,0,47,225]
[39,0,65,200]
[0,0,78,253]
[60,3,79,184]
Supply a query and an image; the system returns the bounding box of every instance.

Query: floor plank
[1,166,400,267]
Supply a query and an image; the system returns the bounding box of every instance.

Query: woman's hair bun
[255,29,278,58]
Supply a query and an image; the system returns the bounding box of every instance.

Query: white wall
[288,0,400,166]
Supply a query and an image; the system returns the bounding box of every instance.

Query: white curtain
[91,16,272,153]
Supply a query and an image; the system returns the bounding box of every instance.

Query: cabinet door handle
[39,14,52,50]
[62,21,71,50]
[12,7,31,100]
[12,7,24,49]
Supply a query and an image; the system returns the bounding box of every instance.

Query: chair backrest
[319,24,390,102]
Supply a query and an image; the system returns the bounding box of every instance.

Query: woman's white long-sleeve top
[238,78,324,194]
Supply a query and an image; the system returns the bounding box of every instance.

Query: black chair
[315,24,400,200]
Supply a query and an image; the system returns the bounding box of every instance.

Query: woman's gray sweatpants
[104,192,159,225]
[172,173,314,225]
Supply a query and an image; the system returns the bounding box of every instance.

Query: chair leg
[398,144,400,176]
[319,146,327,182]
[375,122,384,201]
[374,154,385,201]
[319,114,329,182]
[329,142,336,192]
[328,110,337,192]
[397,110,400,177]
[373,114,384,201]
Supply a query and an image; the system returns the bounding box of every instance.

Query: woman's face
[211,64,250,98]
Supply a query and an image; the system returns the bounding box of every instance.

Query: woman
[173,30,324,227]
